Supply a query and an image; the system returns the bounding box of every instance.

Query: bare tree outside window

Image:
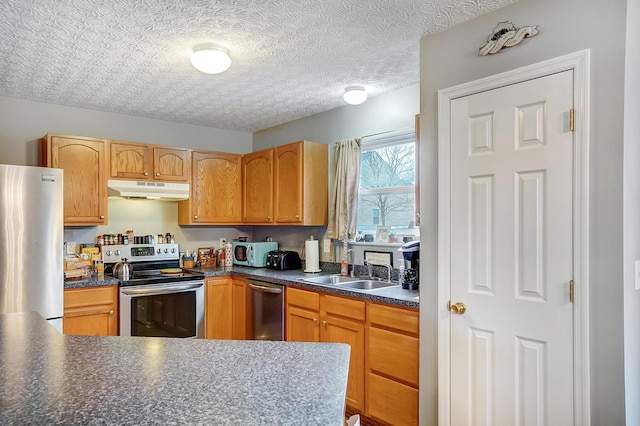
[357,138,415,235]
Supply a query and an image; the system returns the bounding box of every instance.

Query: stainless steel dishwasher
[247,279,284,341]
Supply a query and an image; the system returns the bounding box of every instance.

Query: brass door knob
[450,301,467,315]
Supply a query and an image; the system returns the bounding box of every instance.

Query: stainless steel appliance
[0,164,63,332]
[247,279,284,341]
[103,243,205,338]
[232,241,278,267]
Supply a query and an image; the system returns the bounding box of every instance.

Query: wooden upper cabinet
[242,148,274,223]
[154,147,189,182]
[110,141,189,182]
[178,150,242,224]
[41,134,107,226]
[274,141,328,225]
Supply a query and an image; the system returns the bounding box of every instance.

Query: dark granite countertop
[64,265,419,309]
[194,266,420,309]
[0,312,350,425]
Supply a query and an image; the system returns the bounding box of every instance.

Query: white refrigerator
[0,164,64,332]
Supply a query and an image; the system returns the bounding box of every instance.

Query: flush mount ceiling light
[343,86,368,105]
[190,43,231,74]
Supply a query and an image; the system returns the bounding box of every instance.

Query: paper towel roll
[304,239,321,272]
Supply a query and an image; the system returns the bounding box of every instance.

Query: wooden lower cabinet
[205,276,247,339]
[366,303,419,426]
[286,288,419,425]
[286,288,366,413]
[63,285,118,336]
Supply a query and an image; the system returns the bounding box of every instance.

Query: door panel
[449,71,574,425]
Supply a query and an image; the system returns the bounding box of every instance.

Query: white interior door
[448,70,574,425]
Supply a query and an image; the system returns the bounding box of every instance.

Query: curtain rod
[361,125,414,140]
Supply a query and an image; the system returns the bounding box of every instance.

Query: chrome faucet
[382,263,392,282]
[364,259,373,279]
[348,249,355,277]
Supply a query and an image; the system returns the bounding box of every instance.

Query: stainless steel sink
[334,280,399,290]
[302,275,361,284]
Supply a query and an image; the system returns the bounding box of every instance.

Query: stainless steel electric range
[102,243,205,338]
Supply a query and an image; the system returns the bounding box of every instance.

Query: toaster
[266,250,302,270]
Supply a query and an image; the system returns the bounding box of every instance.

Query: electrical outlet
[219,238,227,247]
[635,260,640,290]
[323,239,331,252]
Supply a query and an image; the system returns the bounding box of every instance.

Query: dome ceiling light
[190,43,231,74]
[343,85,367,105]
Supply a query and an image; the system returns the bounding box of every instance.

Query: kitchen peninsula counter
[0,312,350,425]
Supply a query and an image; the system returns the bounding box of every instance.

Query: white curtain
[326,138,361,241]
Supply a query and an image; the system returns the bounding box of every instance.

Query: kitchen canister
[304,236,321,273]
[225,241,233,267]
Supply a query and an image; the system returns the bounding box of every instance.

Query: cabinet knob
[313,318,317,323]
[267,216,271,220]
[295,214,300,219]
[144,172,148,176]
[194,215,198,220]
[156,172,160,176]
[322,320,327,326]
[100,215,105,219]
[109,310,114,315]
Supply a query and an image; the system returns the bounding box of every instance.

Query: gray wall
[0,95,254,251]
[623,0,640,422]
[419,0,630,424]
[253,84,419,149]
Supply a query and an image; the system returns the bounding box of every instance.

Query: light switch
[323,239,331,252]
[635,260,640,290]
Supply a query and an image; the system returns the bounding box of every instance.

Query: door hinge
[569,109,575,132]
[570,279,574,303]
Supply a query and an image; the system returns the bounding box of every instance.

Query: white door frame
[437,49,591,426]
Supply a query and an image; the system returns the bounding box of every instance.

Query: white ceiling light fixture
[190,43,232,74]
[343,85,368,105]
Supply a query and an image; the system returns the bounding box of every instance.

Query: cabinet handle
[156,172,160,177]
[144,172,148,176]
[100,215,105,219]
[109,310,114,315]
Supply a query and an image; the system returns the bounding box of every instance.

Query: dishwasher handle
[248,282,283,294]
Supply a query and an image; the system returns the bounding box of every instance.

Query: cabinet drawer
[323,294,365,321]
[367,373,418,426]
[368,327,419,386]
[287,287,319,310]
[64,285,118,309]
[368,302,419,335]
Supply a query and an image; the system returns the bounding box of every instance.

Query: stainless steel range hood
[107,180,189,200]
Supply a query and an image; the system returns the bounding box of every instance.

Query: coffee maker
[398,241,419,290]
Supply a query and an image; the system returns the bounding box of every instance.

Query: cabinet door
[367,373,419,426]
[180,151,242,224]
[63,286,117,336]
[205,277,233,339]
[47,135,107,226]
[110,141,151,179]
[322,314,365,412]
[232,277,247,339]
[242,149,274,223]
[274,142,303,223]
[286,306,320,342]
[154,147,189,182]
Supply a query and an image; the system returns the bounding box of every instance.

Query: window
[356,128,418,242]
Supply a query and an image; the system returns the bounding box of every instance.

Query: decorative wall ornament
[478,21,539,56]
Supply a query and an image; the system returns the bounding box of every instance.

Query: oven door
[119,281,204,338]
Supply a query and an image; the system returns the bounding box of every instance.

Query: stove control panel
[102,243,179,263]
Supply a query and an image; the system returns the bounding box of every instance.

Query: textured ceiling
[0,0,514,132]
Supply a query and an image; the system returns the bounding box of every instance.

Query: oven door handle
[248,282,283,294]
[121,282,203,296]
